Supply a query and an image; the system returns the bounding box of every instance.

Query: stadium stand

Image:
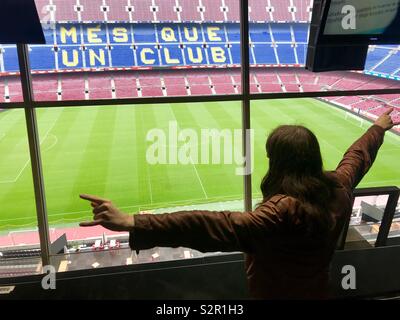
[270,0,293,22]
[88,73,113,100]
[179,0,202,22]
[225,0,240,22]
[80,0,106,22]
[1,0,398,129]
[132,0,155,22]
[156,0,180,22]
[32,75,59,101]
[12,67,397,100]
[51,0,79,22]
[202,0,225,22]
[106,0,131,22]
[34,0,315,23]
[60,74,86,100]
[248,0,270,22]
[0,1,399,279]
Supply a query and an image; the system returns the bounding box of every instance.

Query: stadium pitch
[0,98,399,231]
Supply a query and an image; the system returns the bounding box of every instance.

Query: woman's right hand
[374,107,399,131]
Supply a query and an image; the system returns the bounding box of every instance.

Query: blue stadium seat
[160,44,184,66]
[374,54,400,75]
[184,44,208,65]
[250,23,272,42]
[270,24,292,42]
[253,44,277,64]
[29,46,56,70]
[292,24,308,42]
[364,47,391,71]
[0,22,396,75]
[295,44,306,65]
[111,46,135,67]
[230,44,241,64]
[225,24,240,42]
[276,44,296,64]
[2,46,20,72]
[133,23,158,43]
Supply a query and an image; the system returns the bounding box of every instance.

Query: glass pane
[389,202,400,241]
[0,109,39,278]
[0,256,42,279]
[250,97,400,204]
[31,0,241,101]
[38,102,243,271]
[0,45,23,104]
[51,246,212,272]
[321,94,400,135]
[346,195,390,248]
[248,0,400,94]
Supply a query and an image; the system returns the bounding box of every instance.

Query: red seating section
[3,68,398,131]
[34,0,313,22]
[2,69,399,106]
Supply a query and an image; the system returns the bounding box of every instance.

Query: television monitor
[319,0,400,45]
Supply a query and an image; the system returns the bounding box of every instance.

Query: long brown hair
[260,125,337,236]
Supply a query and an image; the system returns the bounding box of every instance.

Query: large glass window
[250,97,400,202]
[0,109,40,278]
[0,0,398,279]
[31,0,241,101]
[247,0,400,94]
[37,102,243,271]
[0,44,23,104]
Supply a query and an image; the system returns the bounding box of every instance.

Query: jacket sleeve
[335,125,385,192]
[129,196,288,253]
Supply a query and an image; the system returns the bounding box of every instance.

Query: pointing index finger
[80,194,109,204]
[384,107,394,115]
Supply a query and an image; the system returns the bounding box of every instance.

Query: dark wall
[2,246,400,300]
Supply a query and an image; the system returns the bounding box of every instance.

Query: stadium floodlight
[0,0,45,44]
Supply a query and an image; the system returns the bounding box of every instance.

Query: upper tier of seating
[34,0,313,23]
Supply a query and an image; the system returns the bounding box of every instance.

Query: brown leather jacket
[129,125,386,299]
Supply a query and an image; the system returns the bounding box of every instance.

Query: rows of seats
[324,95,400,124]
[0,23,308,73]
[1,67,398,131]
[2,67,398,101]
[1,24,398,82]
[34,0,312,23]
[365,46,400,78]
[0,249,41,259]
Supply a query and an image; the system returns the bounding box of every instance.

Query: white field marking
[190,156,208,199]
[361,179,400,187]
[8,190,398,229]
[319,137,343,155]
[0,112,62,184]
[0,193,253,224]
[0,196,254,229]
[43,134,58,152]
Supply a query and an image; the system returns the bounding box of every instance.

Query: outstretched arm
[80,194,289,253]
[335,108,399,191]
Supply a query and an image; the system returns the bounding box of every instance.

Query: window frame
[0,0,399,270]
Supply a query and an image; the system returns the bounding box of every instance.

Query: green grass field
[0,98,399,232]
